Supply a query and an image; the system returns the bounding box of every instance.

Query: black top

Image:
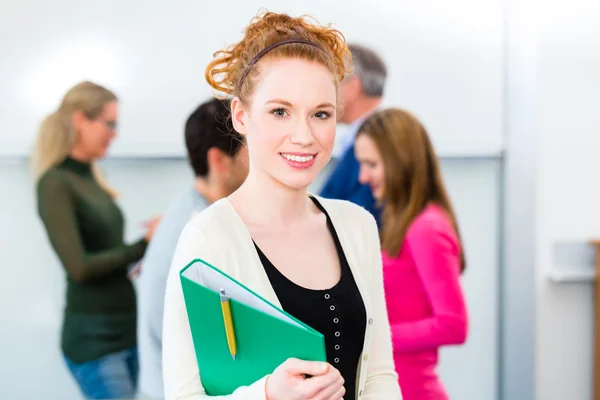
[36,156,147,362]
[254,197,367,400]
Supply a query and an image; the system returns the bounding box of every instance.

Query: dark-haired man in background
[136,98,248,399]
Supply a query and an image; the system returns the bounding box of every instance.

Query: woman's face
[74,100,118,160]
[355,134,386,201]
[231,58,337,191]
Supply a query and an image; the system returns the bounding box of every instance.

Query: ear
[349,75,362,97]
[206,147,231,175]
[72,110,87,131]
[337,102,345,122]
[230,97,248,135]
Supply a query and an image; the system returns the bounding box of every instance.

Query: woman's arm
[390,219,468,353]
[37,172,147,283]
[162,222,268,400]
[361,213,403,399]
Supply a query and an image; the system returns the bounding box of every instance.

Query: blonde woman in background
[32,81,159,399]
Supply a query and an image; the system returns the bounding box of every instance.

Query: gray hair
[349,44,387,97]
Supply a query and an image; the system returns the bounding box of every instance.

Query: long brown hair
[358,108,466,272]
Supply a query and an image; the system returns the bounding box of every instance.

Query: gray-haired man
[320,44,388,224]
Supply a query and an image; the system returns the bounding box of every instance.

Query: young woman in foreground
[161,11,401,400]
[355,108,469,400]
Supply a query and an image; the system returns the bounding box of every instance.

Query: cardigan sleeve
[162,222,268,400]
[361,212,403,399]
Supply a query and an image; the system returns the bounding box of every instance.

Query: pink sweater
[382,205,468,400]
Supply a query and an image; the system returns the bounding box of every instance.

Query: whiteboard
[0,0,504,157]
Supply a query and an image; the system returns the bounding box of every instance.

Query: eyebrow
[265,99,336,109]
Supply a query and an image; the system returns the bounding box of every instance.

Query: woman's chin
[95,147,110,159]
[276,174,316,192]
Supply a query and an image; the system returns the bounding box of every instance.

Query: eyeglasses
[96,118,118,131]
[104,120,117,130]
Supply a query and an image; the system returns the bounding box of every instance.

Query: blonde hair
[31,81,118,197]
[205,10,352,104]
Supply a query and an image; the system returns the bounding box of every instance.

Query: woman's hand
[265,358,345,400]
[142,215,161,242]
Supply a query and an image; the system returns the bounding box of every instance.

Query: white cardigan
[162,196,402,400]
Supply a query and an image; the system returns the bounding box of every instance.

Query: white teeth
[282,153,314,162]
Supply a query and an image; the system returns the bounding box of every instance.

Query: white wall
[0,0,504,157]
[534,0,600,398]
[438,158,501,400]
[0,157,501,399]
[501,0,537,397]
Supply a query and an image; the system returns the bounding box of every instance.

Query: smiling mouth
[280,153,316,163]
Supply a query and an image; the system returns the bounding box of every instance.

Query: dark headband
[238,39,326,86]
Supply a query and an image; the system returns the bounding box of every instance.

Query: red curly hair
[205,10,352,104]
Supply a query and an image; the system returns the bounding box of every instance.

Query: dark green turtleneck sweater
[36,157,147,363]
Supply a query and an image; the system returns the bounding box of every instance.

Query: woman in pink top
[354,108,469,399]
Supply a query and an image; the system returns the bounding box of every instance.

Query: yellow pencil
[219,288,237,360]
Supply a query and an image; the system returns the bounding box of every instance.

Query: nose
[358,165,370,185]
[290,118,315,146]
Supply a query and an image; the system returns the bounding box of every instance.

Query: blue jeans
[64,347,139,399]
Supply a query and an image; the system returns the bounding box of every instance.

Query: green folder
[180,258,327,396]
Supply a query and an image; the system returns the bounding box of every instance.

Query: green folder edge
[179,258,327,394]
[180,257,324,334]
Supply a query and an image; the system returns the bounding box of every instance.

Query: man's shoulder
[155,189,202,229]
[143,190,208,258]
[167,189,208,219]
[319,147,360,197]
[337,144,359,166]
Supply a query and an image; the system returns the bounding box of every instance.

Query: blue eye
[314,111,331,119]
[272,108,287,117]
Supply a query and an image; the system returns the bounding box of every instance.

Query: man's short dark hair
[184,98,244,177]
[349,44,388,97]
